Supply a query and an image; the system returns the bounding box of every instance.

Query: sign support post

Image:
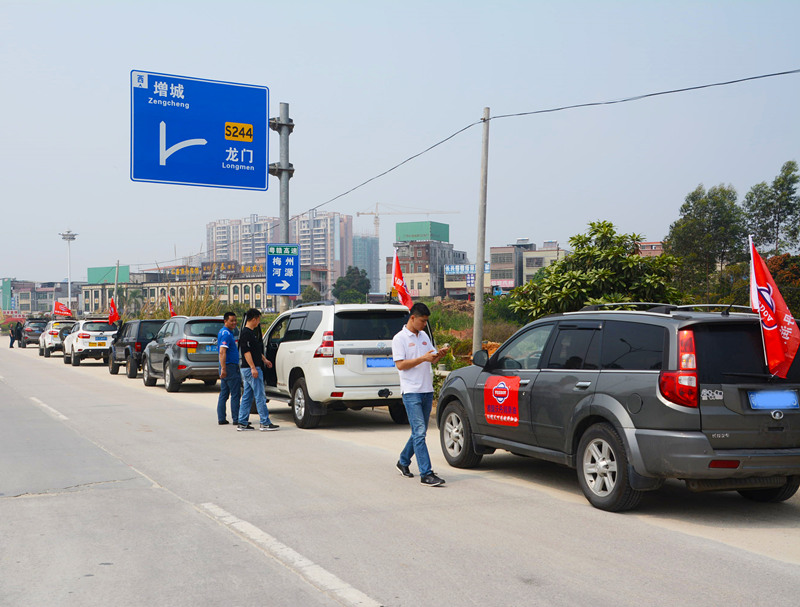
[269,102,295,312]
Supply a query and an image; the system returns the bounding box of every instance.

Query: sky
[1,0,799,291]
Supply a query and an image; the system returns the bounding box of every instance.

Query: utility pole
[113,260,119,312]
[269,102,294,313]
[472,108,490,355]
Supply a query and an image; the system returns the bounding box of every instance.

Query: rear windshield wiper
[721,372,781,381]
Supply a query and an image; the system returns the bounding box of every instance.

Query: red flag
[108,297,120,324]
[53,301,71,317]
[392,249,413,309]
[749,236,800,378]
[167,295,176,317]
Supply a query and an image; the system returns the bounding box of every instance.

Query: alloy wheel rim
[583,438,617,497]
[444,412,464,456]
[295,388,305,418]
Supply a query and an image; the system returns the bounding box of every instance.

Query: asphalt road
[2,344,800,607]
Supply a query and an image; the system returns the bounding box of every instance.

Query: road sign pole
[269,102,295,312]
[472,107,490,356]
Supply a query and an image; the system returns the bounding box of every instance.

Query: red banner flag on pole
[53,301,71,317]
[749,236,800,378]
[392,249,413,309]
[108,297,120,324]
[167,295,176,317]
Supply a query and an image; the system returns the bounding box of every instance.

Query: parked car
[38,319,77,357]
[262,302,423,429]
[62,319,118,366]
[437,303,800,512]
[108,319,167,378]
[141,316,224,392]
[18,319,48,348]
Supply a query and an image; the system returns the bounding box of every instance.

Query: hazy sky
[2,0,798,289]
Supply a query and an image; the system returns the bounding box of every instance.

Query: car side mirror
[472,349,489,368]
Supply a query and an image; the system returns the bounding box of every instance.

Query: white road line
[200,502,381,607]
[29,397,69,421]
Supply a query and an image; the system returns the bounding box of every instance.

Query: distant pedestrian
[217,311,241,425]
[392,302,449,487]
[12,322,22,348]
[8,324,16,348]
[237,308,279,432]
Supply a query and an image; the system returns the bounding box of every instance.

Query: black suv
[108,319,167,378]
[437,304,800,512]
[19,319,48,347]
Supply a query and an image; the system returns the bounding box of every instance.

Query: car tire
[292,377,321,429]
[108,353,120,375]
[126,355,138,378]
[577,423,643,512]
[164,361,181,392]
[44,347,51,358]
[63,348,71,364]
[142,356,157,386]
[38,344,44,356]
[388,401,409,424]
[71,348,80,366]
[738,476,800,503]
[440,400,483,468]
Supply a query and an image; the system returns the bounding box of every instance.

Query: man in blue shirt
[217,311,240,425]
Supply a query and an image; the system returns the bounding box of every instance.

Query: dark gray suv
[438,304,800,511]
[141,316,225,392]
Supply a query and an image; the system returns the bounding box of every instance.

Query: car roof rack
[294,300,336,308]
[579,302,679,313]
[673,304,754,316]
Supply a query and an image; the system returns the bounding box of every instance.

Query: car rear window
[53,322,75,329]
[27,322,47,328]
[139,320,166,341]
[185,320,223,337]
[601,321,667,371]
[83,322,116,332]
[334,310,408,341]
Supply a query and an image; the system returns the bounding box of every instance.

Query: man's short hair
[245,308,261,322]
[223,311,236,321]
[409,302,430,317]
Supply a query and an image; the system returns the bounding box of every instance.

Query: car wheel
[38,344,44,356]
[388,401,409,424]
[440,400,483,468]
[44,346,51,358]
[292,378,321,429]
[63,348,71,364]
[126,355,137,379]
[71,348,80,366]
[577,423,643,512]
[738,477,800,502]
[164,361,181,392]
[142,356,157,386]
[108,352,120,375]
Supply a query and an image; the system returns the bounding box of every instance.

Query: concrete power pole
[472,107,490,355]
[269,102,294,313]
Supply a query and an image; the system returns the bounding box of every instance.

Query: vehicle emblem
[377,342,385,348]
[771,410,784,420]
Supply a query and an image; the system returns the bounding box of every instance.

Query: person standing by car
[392,302,449,487]
[13,322,22,348]
[237,308,279,432]
[217,311,241,426]
[8,323,16,348]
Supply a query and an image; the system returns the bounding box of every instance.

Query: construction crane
[356,202,457,238]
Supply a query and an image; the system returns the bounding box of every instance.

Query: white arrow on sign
[159,121,207,166]
[276,280,291,290]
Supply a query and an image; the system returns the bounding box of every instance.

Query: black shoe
[218,420,230,425]
[237,423,255,431]
[396,461,414,478]
[420,473,445,487]
[259,423,279,431]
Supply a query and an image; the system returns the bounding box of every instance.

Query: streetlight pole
[59,230,78,314]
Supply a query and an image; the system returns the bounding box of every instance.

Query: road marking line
[29,397,69,421]
[200,502,381,607]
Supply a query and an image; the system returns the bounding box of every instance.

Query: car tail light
[659,329,698,408]
[177,339,199,348]
[78,332,91,339]
[24,327,33,332]
[330,392,344,398]
[709,460,740,469]
[178,364,187,370]
[314,331,334,358]
[49,330,59,336]
[135,343,142,352]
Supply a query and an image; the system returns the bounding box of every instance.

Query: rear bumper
[626,428,800,479]
[174,364,218,381]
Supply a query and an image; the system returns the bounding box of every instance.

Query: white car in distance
[62,319,118,366]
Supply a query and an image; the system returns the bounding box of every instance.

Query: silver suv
[263,302,415,428]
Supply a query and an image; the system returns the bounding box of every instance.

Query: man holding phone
[392,302,449,487]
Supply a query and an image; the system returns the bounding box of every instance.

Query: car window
[140,321,165,340]
[83,322,116,332]
[284,314,308,342]
[600,321,667,370]
[333,310,408,341]
[156,323,171,339]
[496,324,553,370]
[268,315,290,342]
[546,326,600,370]
[186,320,223,337]
[693,322,787,384]
[303,311,323,339]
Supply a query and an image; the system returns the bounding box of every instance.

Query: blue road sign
[266,244,301,296]
[131,70,268,190]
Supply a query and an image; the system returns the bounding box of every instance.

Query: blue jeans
[399,392,434,477]
[240,367,271,425]
[217,364,241,422]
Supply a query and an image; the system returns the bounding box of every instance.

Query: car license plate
[366,357,395,368]
[205,345,219,353]
[748,390,800,410]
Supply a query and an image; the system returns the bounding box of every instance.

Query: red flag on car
[53,301,71,317]
[167,295,176,317]
[108,297,120,324]
[749,236,800,378]
[392,249,413,309]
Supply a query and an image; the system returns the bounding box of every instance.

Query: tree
[664,184,746,301]
[743,161,800,255]
[510,221,680,320]
[332,266,370,302]
[301,285,321,303]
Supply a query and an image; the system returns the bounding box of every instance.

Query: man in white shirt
[392,302,449,487]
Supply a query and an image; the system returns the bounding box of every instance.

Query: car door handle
[575,381,592,389]
[519,379,530,386]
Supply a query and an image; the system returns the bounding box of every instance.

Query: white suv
[263,303,418,428]
[63,319,118,366]
[38,319,76,357]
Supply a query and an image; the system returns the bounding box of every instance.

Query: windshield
[333,311,408,341]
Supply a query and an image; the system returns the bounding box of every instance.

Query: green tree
[510,221,680,320]
[301,285,321,303]
[332,266,370,302]
[664,184,746,301]
[743,161,800,255]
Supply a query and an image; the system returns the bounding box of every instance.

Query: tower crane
[356,203,457,238]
